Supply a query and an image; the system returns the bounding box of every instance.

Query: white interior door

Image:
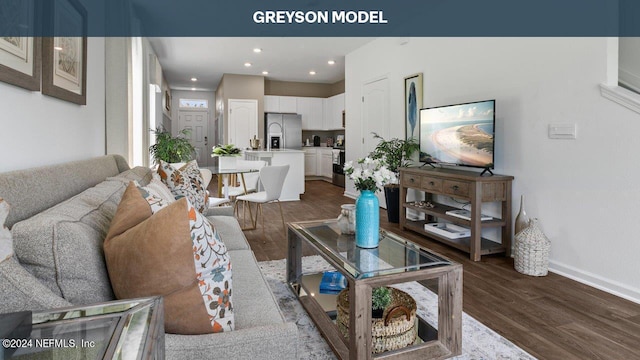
[178,109,210,166]
[362,77,390,207]
[228,99,258,149]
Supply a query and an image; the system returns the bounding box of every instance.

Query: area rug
[258,256,537,360]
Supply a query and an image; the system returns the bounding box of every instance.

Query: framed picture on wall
[404,73,423,141]
[0,0,41,91]
[42,0,87,105]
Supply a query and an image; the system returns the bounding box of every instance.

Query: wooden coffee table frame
[287,221,462,360]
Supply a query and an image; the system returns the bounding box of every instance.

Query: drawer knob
[452,185,459,190]
[410,178,415,183]
[429,181,435,186]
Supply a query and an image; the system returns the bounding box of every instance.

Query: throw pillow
[157,160,207,213]
[104,183,233,334]
[0,198,13,263]
[149,172,176,204]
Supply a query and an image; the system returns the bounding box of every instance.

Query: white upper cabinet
[264,95,279,113]
[324,93,345,130]
[265,93,344,130]
[297,97,324,130]
[264,95,297,113]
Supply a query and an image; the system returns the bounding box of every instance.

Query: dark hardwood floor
[232,180,640,359]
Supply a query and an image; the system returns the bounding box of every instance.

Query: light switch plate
[548,123,577,139]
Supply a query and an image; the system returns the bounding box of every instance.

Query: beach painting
[420,100,494,167]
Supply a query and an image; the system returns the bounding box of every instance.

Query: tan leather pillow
[104,183,233,334]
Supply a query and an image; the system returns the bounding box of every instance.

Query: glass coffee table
[6,297,164,360]
[287,219,462,360]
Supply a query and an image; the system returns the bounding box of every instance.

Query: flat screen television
[419,99,495,170]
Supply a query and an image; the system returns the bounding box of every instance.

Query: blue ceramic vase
[355,190,380,248]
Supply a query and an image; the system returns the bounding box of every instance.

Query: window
[179,99,208,108]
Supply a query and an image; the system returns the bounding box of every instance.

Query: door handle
[204,136,208,146]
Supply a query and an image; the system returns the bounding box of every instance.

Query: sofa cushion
[10,167,153,305]
[1,198,13,263]
[104,183,234,334]
[157,161,207,213]
[11,180,126,304]
[207,216,250,251]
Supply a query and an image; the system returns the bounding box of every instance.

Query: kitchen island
[244,149,305,201]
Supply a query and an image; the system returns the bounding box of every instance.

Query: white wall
[345,37,640,302]
[0,37,106,172]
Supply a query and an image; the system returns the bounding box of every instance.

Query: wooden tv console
[399,167,514,261]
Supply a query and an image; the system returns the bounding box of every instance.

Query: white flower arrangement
[343,157,397,193]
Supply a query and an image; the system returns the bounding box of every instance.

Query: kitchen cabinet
[317,148,333,178]
[297,97,324,130]
[323,93,345,130]
[264,95,279,113]
[304,148,317,176]
[264,95,298,113]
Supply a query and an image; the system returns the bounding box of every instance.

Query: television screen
[419,100,495,169]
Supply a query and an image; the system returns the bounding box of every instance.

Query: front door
[178,109,210,166]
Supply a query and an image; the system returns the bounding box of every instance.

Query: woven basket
[336,288,417,354]
[514,218,551,276]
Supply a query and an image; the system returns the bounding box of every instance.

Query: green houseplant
[149,126,195,165]
[211,144,242,157]
[372,286,392,318]
[368,133,420,223]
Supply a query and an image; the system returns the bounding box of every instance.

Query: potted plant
[211,144,242,169]
[149,126,195,165]
[368,133,420,223]
[372,286,392,318]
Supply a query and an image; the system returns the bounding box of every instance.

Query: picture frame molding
[41,0,88,105]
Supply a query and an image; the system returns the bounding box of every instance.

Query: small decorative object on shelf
[337,287,417,354]
[337,204,356,235]
[344,157,396,248]
[515,194,529,235]
[514,218,551,276]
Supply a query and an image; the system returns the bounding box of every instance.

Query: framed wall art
[404,73,423,141]
[42,0,87,105]
[0,0,41,91]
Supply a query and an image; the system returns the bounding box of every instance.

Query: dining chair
[234,165,289,238]
[228,159,267,198]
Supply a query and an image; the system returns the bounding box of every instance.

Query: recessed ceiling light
[191,87,196,91]
[328,60,336,65]
[262,71,269,75]
[309,71,316,75]
[253,48,262,53]
[54,46,63,51]
[244,62,252,67]
[191,77,198,82]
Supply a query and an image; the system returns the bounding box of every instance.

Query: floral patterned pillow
[157,160,207,213]
[105,183,234,334]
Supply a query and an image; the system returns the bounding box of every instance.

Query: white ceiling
[147,37,374,91]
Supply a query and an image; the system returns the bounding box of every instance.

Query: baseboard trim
[548,260,640,305]
[344,190,357,199]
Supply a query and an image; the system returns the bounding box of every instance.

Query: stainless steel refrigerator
[265,113,302,150]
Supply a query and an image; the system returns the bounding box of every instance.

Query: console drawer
[403,173,422,188]
[421,176,443,192]
[443,180,470,198]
